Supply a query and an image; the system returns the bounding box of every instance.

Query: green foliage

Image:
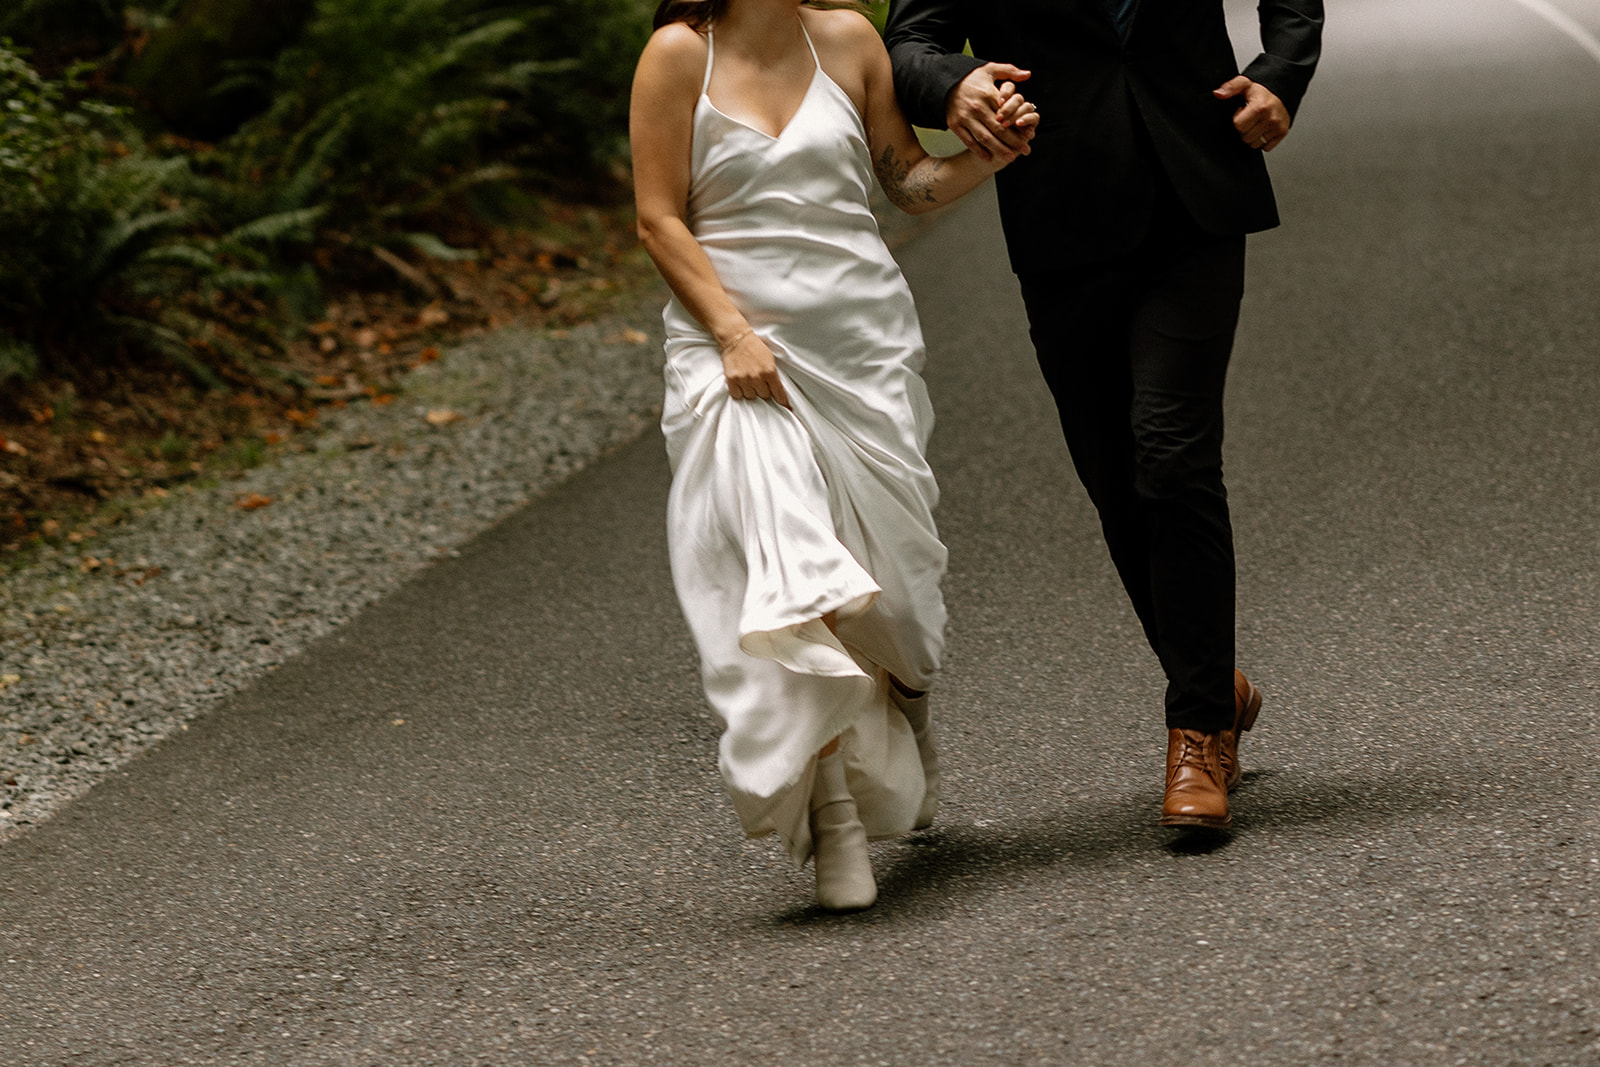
[0,2,124,55]
[0,336,39,388]
[223,1,523,226]
[121,0,318,139]
[0,2,187,48]
[0,2,656,387]
[0,40,322,386]
[154,428,190,461]
[504,0,653,182]
[219,0,650,234]
[0,41,191,378]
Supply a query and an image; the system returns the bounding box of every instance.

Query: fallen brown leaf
[234,493,274,510]
[424,409,462,427]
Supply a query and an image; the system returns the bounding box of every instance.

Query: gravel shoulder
[0,298,668,841]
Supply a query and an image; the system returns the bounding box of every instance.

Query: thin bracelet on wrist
[719,326,753,352]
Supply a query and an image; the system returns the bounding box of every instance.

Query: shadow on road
[762,767,1461,925]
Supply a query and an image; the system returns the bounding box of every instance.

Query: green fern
[0,4,656,388]
[223,205,326,246]
[0,333,40,387]
[403,232,479,262]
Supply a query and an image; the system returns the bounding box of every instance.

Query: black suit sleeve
[1241,0,1324,119]
[884,0,984,130]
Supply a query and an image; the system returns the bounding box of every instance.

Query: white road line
[1504,0,1600,64]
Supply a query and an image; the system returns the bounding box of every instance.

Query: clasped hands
[947,63,1292,160]
[944,62,1041,164]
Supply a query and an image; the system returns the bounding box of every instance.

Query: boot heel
[1235,674,1262,733]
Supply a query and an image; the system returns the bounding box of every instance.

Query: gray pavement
[3,1,1598,1063]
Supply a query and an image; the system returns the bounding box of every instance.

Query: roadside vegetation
[0,0,666,563]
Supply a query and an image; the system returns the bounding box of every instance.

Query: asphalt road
[3,2,1597,1064]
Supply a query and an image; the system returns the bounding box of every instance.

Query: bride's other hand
[979,97,1038,169]
[994,84,1039,138]
[720,330,791,408]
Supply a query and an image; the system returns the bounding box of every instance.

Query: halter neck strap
[703,19,819,97]
[800,21,820,67]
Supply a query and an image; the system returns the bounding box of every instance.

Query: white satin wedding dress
[661,25,946,865]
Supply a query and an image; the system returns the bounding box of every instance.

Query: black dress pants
[1017,202,1246,734]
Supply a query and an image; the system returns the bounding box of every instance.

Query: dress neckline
[700,21,825,143]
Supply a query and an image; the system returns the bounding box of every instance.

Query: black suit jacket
[885,0,1324,273]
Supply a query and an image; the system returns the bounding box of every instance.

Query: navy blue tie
[1103,0,1136,39]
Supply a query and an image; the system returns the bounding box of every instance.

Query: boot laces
[1174,731,1212,767]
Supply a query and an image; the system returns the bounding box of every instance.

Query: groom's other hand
[946,62,1033,162]
[1214,75,1291,152]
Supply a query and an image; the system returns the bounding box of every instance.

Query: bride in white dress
[631,0,1037,911]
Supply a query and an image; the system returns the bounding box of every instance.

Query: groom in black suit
[885,0,1323,829]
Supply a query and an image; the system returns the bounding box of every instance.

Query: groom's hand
[946,62,1033,162]
[1214,75,1291,152]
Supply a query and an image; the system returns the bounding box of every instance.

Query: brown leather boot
[1160,729,1231,829]
[1219,669,1263,791]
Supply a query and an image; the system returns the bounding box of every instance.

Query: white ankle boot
[891,686,940,830]
[810,751,877,912]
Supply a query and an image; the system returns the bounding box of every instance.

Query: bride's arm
[846,16,1037,215]
[631,23,789,407]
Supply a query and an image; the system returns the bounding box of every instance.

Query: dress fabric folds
[661,27,948,866]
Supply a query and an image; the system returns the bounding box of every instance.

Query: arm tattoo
[875,145,941,212]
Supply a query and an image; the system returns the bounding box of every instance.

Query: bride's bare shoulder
[803,7,882,47]
[802,6,885,78]
[638,19,710,79]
